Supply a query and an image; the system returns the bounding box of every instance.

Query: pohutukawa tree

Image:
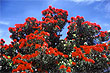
[0,6,110,73]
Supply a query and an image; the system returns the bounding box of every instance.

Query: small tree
[0,6,110,73]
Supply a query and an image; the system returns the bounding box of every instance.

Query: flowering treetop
[0,5,110,73]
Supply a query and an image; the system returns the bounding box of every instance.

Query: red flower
[88,59,95,64]
[57,51,63,56]
[34,30,38,34]
[83,57,88,62]
[54,33,58,37]
[59,65,66,69]
[12,69,17,73]
[30,69,34,72]
[41,10,45,14]
[58,13,63,16]
[76,15,81,19]
[25,17,31,21]
[107,62,110,64]
[66,69,71,72]
[26,63,32,70]
[78,55,82,59]
[22,55,28,59]
[72,52,78,57]
[45,51,49,54]
[35,44,41,49]
[102,54,107,58]
[5,46,9,50]
[8,27,16,32]
[18,28,22,32]
[49,5,52,9]
[100,31,106,37]
[71,17,76,21]
[76,48,82,54]
[1,38,5,42]
[65,37,67,41]
[55,25,61,30]
[45,32,50,36]
[63,54,68,58]
[35,51,39,55]
[54,52,58,56]
[45,14,51,17]
[16,64,25,71]
[16,53,22,58]
[72,62,76,65]
[13,39,17,42]
[54,48,58,51]
[61,19,65,22]
[82,46,91,54]
[67,67,71,69]
[42,17,45,21]
[43,42,48,47]
[52,7,55,10]
[97,24,101,29]
[80,16,84,19]
[49,9,53,14]
[92,46,104,52]
[54,20,58,23]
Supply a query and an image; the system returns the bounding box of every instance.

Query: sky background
[0,0,110,44]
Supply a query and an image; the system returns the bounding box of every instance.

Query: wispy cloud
[103,23,110,26]
[105,2,110,12]
[70,0,102,4]
[94,0,110,18]
[48,0,57,5]
[0,21,10,25]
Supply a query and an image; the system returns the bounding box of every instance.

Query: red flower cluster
[81,21,101,30]
[19,39,26,49]
[8,27,16,32]
[59,65,66,69]
[45,47,68,58]
[72,62,76,65]
[101,54,107,58]
[39,31,50,36]
[41,6,68,17]
[71,44,109,64]
[66,69,71,72]
[99,31,108,37]
[35,44,41,49]
[80,45,92,54]
[12,63,33,73]
[72,47,82,59]
[11,51,40,73]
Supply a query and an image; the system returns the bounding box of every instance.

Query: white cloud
[48,0,57,5]
[108,30,110,32]
[70,0,102,3]
[94,0,110,18]
[103,23,110,26]
[105,2,110,12]
[0,21,10,25]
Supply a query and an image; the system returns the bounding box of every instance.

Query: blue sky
[0,0,110,44]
